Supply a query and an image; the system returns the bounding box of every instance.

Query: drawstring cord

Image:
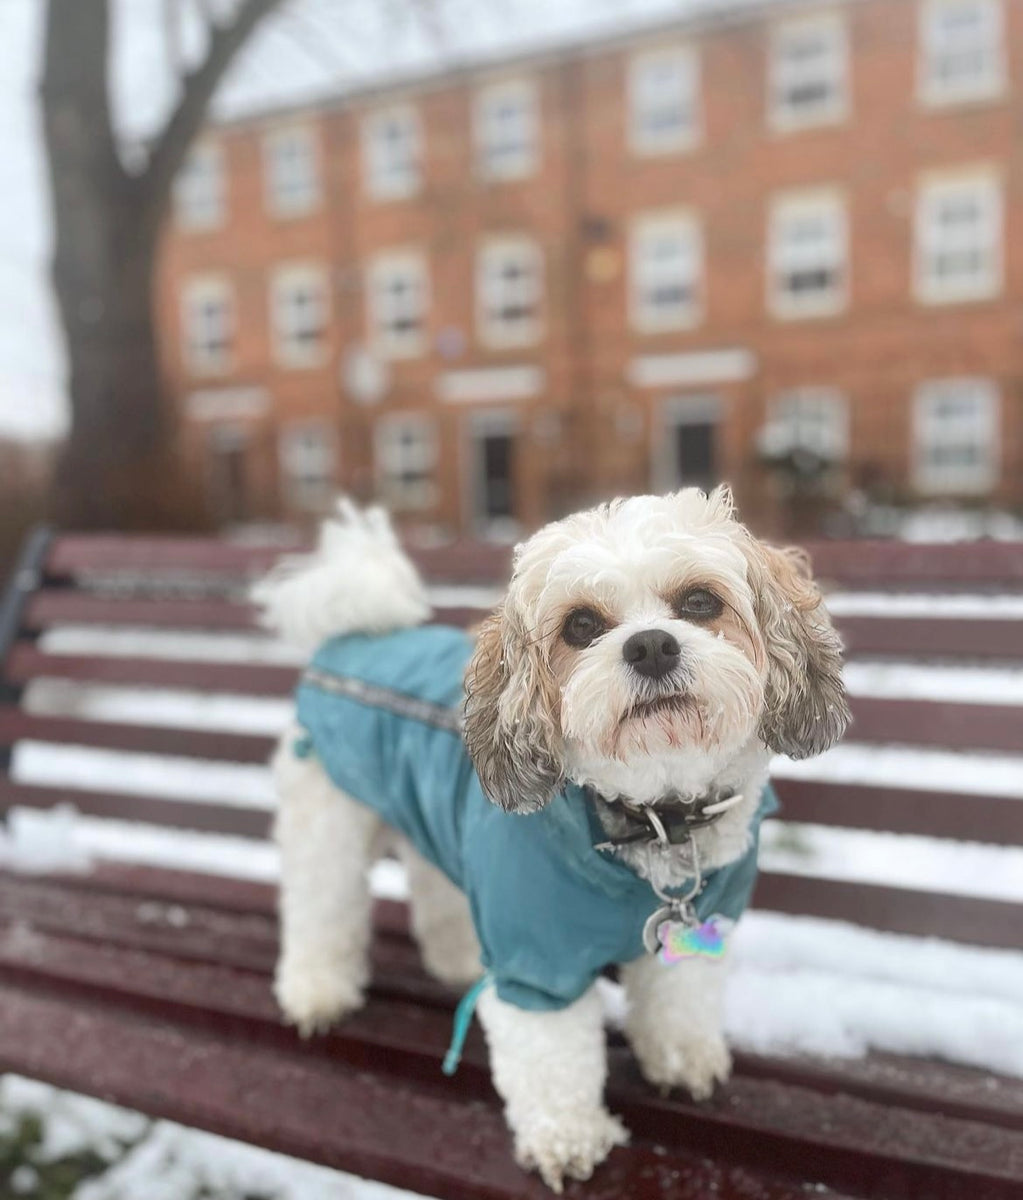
[442,972,493,1075]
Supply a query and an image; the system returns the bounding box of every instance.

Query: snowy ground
[1,590,1022,1196]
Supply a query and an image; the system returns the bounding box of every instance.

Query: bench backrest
[1,528,1021,954]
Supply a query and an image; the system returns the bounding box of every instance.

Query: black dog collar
[590,789,744,851]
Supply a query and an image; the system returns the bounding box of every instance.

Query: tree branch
[136,0,286,248]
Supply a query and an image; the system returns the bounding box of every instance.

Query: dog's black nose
[622,629,681,679]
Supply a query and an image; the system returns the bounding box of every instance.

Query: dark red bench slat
[6,645,298,695]
[804,540,1023,588]
[773,778,1023,846]
[21,591,484,633]
[0,708,274,762]
[45,534,515,585]
[0,781,271,839]
[752,872,1023,951]
[23,592,259,631]
[838,616,1023,660]
[846,695,1022,753]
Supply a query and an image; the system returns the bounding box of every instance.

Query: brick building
[157,0,1023,537]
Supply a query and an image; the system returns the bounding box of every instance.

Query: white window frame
[476,236,544,348]
[362,104,422,201]
[918,0,1006,107]
[474,79,539,181]
[181,275,234,376]
[768,189,848,319]
[270,263,331,368]
[769,12,849,131]
[914,169,1003,304]
[174,139,226,231]
[279,421,337,513]
[375,412,439,511]
[263,125,321,219]
[767,387,850,462]
[628,45,701,156]
[913,378,999,494]
[629,210,704,333]
[367,250,430,359]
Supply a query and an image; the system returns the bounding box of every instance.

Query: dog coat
[295,625,778,1012]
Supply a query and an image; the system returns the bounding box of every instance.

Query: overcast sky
[0,0,727,442]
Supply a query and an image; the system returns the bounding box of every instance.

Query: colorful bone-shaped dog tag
[655,915,734,964]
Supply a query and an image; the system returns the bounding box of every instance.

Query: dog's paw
[274,960,365,1036]
[514,1108,629,1193]
[632,1030,732,1101]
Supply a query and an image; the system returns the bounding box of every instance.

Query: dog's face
[464,487,850,813]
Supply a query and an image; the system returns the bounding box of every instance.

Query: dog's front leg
[477,985,628,1192]
[621,952,731,1099]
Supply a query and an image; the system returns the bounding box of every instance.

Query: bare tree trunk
[41,0,283,530]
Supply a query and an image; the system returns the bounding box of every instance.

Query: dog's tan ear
[745,540,850,759]
[463,604,564,814]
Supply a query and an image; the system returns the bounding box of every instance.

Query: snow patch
[760,820,1023,902]
[825,592,1023,619]
[772,742,1023,798]
[842,660,1023,705]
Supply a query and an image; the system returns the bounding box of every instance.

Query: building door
[207,425,250,525]
[657,395,721,492]
[465,411,519,539]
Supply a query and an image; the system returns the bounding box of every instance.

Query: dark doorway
[674,420,717,491]
[481,433,515,521]
[207,427,250,525]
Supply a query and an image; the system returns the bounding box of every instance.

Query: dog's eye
[675,589,724,621]
[562,608,605,648]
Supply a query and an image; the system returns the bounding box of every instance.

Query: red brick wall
[156,0,1023,536]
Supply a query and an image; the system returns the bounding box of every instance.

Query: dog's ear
[745,539,850,759]
[463,604,564,814]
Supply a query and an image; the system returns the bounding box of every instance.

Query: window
[768,388,849,461]
[375,413,438,510]
[915,172,1002,303]
[629,47,700,154]
[630,212,703,332]
[475,80,539,180]
[768,191,847,317]
[477,237,544,346]
[367,251,429,358]
[270,265,330,367]
[182,277,233,375]
[279,422,337,512]
[263,126,320,218]
[174,140,225,231]
[920,0,1005,105]
[770,14,849,129]
[914,379,999,493]
[363,105,421,200]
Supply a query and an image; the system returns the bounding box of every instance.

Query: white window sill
[768,295,847,321]
[769,103,849,134]
[914,282,1002,306]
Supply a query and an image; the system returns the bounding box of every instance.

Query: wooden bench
[0,527,1021,1199]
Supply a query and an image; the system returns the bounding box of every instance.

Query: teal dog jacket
[295,625,777,1012]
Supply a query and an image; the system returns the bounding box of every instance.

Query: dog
[254,488,849,1191]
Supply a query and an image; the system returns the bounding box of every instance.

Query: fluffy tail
[251,499,432,650]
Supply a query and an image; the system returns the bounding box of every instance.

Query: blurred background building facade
[157,0,1022,538]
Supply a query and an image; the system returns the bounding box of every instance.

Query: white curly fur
[261,491,848,1191]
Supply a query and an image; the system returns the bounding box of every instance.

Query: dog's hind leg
[273,726,381,1035]
[397,839,482,987]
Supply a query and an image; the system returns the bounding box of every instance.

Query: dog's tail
[251,499,432,650]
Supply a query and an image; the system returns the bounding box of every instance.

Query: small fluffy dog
[255,488,849,1191]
